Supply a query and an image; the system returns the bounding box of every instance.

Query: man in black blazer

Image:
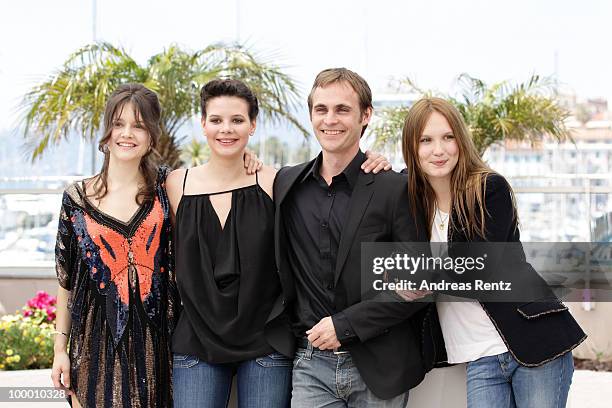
[265,68,440,405]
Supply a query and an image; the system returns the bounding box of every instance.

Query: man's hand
[306,316,341,350]
[395,289,432,301]
[243,148,264,174]
[362,150,392,174]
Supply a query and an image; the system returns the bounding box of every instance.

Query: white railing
[0,175,610,275]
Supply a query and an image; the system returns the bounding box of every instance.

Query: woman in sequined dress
[50,84,177,407]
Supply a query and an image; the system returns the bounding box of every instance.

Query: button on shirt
[283,150,365,343]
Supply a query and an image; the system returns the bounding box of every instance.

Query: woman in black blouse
[165,79,289,408]
[400,97,586,408]
[165,78,390,408]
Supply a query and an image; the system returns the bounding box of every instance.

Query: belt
[297,337,349,354]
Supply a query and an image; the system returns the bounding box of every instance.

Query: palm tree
[249,135,289,168]
[292,140,312,164]
[181,139,211,167]
[21,42,308,168]
[370,74,571,155]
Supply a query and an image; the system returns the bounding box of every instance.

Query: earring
[103,144,110,153]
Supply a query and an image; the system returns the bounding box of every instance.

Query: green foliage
[370,74,571,155]
[293,141,313,164]
[0,315,54,370]
[181,139,211,167]
[0,291,57,370]
[21,42,308,168]
[250,135,290,167]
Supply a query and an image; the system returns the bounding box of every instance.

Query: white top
[432,208,508,364]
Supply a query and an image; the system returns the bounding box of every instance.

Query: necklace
[435,207,449,230]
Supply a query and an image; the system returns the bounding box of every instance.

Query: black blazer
[444,173,587,366]
[265,159,441,399]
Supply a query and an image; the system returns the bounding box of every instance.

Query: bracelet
[52,330,68,337]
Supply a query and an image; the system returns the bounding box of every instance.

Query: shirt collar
[301,153,323,184]
[300,150,365,188]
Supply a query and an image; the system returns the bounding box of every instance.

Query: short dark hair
[200,79,259,121]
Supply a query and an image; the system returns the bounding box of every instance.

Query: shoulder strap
[182,169,189,195]
[255,170,259,186]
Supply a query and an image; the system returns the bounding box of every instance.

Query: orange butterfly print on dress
[74,199,165,344]
[84,200,163,306]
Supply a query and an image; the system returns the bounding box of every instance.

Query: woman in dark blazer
[400,97,586,408]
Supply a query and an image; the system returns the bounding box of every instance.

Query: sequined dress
[55,168,176,407]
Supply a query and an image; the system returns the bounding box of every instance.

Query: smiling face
[202,96,255,159]
[310,81,371,157]
[418,111,459,183]
[107,102,151,163]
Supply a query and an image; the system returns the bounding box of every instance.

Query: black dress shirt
[283,150,365,343]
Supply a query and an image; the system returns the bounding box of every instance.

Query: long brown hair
[90,83,162,204]
[402,97,516,240]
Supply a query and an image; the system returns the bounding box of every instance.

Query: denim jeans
[291,344,409,408]
[466,351,573,408]
[173,352,292,408]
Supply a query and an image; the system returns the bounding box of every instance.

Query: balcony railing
[0,175,610,276]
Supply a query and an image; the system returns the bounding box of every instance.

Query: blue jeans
[466,351,573,408]
[291,344,409,408]
[173,352,292,408]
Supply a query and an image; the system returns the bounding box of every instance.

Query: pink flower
[21,291,57,323]
[45,306,56,320]
[24,291,56,310]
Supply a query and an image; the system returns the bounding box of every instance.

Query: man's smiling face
[310,81,371,155]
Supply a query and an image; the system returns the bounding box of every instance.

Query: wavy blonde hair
[402,97,516,240]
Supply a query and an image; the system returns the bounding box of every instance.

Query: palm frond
[370,74,570,155]
[194,43,308,136]
[21,42,143,159]
[21,42,308,164]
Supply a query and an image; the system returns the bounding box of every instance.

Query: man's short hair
[307,68,373,136]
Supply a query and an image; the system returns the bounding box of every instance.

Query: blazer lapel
[274,160,314,273]
[275,162,311,207]
[334,171,375,285]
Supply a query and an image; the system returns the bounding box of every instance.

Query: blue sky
[1,0,610,133]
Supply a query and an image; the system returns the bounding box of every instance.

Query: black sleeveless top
[172,170,279,363]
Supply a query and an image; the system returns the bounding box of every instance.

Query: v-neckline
[78,181,150,230]
[208,192,232,232]
[178,183,263,233]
